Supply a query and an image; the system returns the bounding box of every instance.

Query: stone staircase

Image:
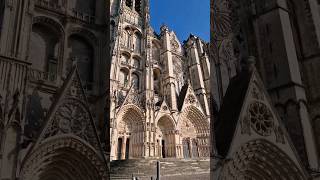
[110,158,210,180]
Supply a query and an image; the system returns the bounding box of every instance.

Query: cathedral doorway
[117,138,123,160]
[183,138,191,158]
[116,106,144,160]
[157,116,176,158]
[20,136,108,180]
[192,139,199,158]
[125,138,130,159]
[180,106,210,158]
[162,140,166,158]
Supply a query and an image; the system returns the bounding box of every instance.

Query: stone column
[160,25,178,111]
[186,37,210,116]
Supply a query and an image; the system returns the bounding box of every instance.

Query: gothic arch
[179,105,210,158]
[117,104,144,120]
[68,28,98,46]
[220,139,306,180]
[156,115,177,158]
[156,115,176,130]
[29,16,65,78]
[115,105,144,159]
[20,135,108,180]
[180,105,209,135]
[32,16,65,37]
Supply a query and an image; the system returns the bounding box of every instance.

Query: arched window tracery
[133,32,141,54]
[119,69,129,86]
[68,34,94,90]
[131,73,139,90]
[29,23,61,82]
[132,57,140,69]
[122,29,130,48]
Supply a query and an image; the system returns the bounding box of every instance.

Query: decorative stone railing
[120,60,130,67]
[71,9,95,24]
[35,0,65,12]
[0,56,30,92]
[120,43,132,52]
[123,6,143,27]
[28,68,57,83]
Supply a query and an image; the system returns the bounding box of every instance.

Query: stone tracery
[220,140,306,180]
[21,136,108,180]
[248,102,274,137]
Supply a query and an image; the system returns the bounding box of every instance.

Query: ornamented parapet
[35,0,66,12]
[28,68,57,83]
[0,56,29,130]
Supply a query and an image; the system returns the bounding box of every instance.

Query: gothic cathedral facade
[212,0,320,179]
[0,0,109,179]
[109,0,211,161]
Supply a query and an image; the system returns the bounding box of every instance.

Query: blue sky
[150,0,210,42]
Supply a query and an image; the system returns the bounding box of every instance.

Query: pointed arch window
[153,69,161,95]
[131,73,140,90]
[121,54,130,65]
[119,69,129,86]
[132,57,140,69]
[135,0,141,14]
[29,23,60,82]
[133,32,141,54]
[122,30,130,48]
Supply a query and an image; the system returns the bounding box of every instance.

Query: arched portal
[156,116,176,158]
[116,106,144,160]
[219,139,306,180]
[179,106,210,158]
[20,136,108,180]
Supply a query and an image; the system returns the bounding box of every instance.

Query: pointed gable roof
[177,83,189,111]
[215,70,253,156]
[30,66,104,153]
[215,68,308,176]
[178,82,204,113]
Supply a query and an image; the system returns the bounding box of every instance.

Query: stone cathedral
[109,0,211,161]
[0,0,109,180]
[211,0,320,179]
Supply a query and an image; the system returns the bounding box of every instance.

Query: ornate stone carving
[248,102,274,136]
[251,83,264,101]
[43,98,99,149]
[186,94,197,105]
[275,126,285,144]
[170,36,180,53]
[240,114,251,135]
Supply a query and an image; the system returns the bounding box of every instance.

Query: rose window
[248,102,274,136]
[187,95,196,104]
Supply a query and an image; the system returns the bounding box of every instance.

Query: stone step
[110,158,210,180]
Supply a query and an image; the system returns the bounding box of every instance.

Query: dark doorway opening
[162,139,166,158]
[125,138,130,159]
[183,139,190,159]
[192,139,199,158]
[117,138,122,160]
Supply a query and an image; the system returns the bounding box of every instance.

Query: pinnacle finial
[160,24,169,32]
